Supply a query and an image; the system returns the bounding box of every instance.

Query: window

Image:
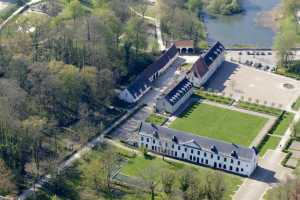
[146,144,148,148]
[224,158,227,162]
[182,153,184,159]
[154,146,157,151]
[219,163,222,168]
[141,136,144,141]
[238,161,240,165]
[185,148,187,152]
[241,168,244,172]
[231,159,233,164]
[201,158,204,163]
[204,152,207,157]
[236,168,239,172]
[211,154,213,159]
[197,151,200,155]
[178,146,181,151]
[230,166,233,171]
[172,144,174,149]
[223,164,226,169]
[190,155,192,160]
[205,159,208,164]
[193,156,196,161]
[191,149,193,154]
[152,146,154,150]
[153,139,155,144]
[165,142,168,147]
[197,157,199,163]
[175,152,177,157]
[146,138,149,142]
[217,156,220,160]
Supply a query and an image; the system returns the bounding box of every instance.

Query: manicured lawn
[259,136,281,156]
[292,97,300,111]
[272,112,294,136]
[145,113,167,125]
[170,103,268,146]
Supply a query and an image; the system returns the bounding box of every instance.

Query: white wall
[139,133,256,176]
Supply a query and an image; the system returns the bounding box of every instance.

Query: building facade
[189,41,225,87]
[156,77,194,113]
[138,122,258,176]
[119,44,179,103]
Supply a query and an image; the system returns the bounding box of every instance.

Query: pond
[204,0,280,48]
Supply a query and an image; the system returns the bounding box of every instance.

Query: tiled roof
[127,44,178,97]
[174,40,194,48]
[165,78,193,106]
[139,122,256,161]
[203,41,225,66]
[191,56,209,78]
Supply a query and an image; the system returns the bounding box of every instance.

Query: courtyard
[206,61,300,109]
[169,103,268,147]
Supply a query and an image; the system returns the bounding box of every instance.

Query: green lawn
[292,97,300,111]
[259,136,281,156]
[170,103,268,147]
[272,112,294,136]
[120,149,242,200]
[145,113,167,125]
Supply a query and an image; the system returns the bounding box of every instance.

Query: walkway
[129,7,165,51]
[234,104,300,200]
[18,105,144,200]
[0,0,42,31]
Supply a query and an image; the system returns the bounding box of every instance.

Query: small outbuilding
[175,40,194,54]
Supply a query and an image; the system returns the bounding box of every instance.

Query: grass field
[292,96,300,111]
[259,136,281,156]
[170,103,268,147]
[272,112,294,136]
[145,113,167,125]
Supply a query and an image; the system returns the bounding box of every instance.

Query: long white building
[189,41,225,87]
[119,44,179,103]
[138,122,258,176]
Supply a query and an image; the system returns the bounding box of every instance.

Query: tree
[161,170,176,195]
[186,0,203,14]
[206,172,226,200]
[0,159,16,196]
[140,165,161,200]
[179,168,194,192]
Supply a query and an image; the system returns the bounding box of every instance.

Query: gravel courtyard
[206,61,300,109]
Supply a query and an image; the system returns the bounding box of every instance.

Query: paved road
[129,7,165,51]
[0,0,42,31]
[234,104,300,200]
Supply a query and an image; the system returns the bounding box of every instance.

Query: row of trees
[0,0,156,197]
[32,146,227,200]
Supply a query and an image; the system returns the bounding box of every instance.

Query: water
[204,0,280,48]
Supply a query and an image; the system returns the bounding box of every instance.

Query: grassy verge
[272,112,294,136]
[258,135,281,156]
[194,90,235,105]
[145,113,168,125]
[236,101,283,116]
[292,96,300,111]
[170,102,268,146]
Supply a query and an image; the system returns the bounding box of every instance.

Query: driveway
[110,57,184,140]
[233,150,293,200]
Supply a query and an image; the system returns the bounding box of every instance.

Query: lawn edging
[236,100,283,116]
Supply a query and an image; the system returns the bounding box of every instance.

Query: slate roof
[139,122,256,161]
[203,41,225,66]
[126,44,178,97]
[165,77,193,106]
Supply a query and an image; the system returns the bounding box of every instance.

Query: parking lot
[206,61,300,109]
